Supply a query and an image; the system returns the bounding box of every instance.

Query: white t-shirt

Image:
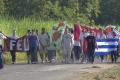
[97,34,106,39]
[71,34,74,45]
[73,32,82,47]
[74,40,81,46]
[107,33,113,39]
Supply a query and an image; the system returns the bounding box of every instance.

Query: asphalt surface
[0,62,118,80]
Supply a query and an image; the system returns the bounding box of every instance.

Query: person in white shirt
[9,29,18,64]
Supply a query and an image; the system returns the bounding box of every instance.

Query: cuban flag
[95,38,119,55]
[113,28,120,37]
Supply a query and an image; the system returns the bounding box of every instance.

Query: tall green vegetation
[98,0,120,25]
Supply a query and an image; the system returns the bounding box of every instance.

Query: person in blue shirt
[28,29,38,64]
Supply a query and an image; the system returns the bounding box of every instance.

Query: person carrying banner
[28,29,38,64]
[38,28,50,63]
[111,32,118,63]
[9,29,18,64]
[97,29,107,62]
[61,27,73,63]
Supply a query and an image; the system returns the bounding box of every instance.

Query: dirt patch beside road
[72,64,120,80]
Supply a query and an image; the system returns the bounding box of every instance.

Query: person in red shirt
[81,29,89,63]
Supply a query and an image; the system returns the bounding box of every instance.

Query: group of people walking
[9,28,50,64]
[0,22,120,67]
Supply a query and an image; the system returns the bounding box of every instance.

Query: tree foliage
[0,0,119,25]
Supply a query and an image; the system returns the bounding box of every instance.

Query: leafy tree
[0,0,5,14]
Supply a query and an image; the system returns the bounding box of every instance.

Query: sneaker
[31,62,36,64]
[42,61,45,63]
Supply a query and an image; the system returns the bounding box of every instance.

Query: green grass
[0,16,58,36]
[3,52,27,64]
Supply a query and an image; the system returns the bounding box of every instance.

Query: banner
[95,38,119,55]
[4,36,29,52]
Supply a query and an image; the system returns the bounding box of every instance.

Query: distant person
[111,32,118,63]
[70,28,74,62]
[26,29,31,64]
[97,29,106,62]
[36,29,39,62]
[86,31,97,64]
[0,31,6,69]
[38,28,49,63]
[73,23,82,62]
[81,29,89,63]
[28,29,38,64]
[9,29,18,64]
[61,28,73,63]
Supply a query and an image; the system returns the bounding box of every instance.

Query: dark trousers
[116,46,119,59]
[29,47,38,63]
[47,50,56,62]
[10,51,16,62]
[71,48,74,61]
[74,46,81,60]
[111,52,117,62]
[88,48,95,63]
[100,55,104,61]
[0,52,3,69]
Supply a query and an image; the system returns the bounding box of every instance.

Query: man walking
[9,29,18,64]
[86,31,97,64]
[38,28,50,63]
[28,29,38,64]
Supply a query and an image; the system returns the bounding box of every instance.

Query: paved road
[0,63,117,80]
